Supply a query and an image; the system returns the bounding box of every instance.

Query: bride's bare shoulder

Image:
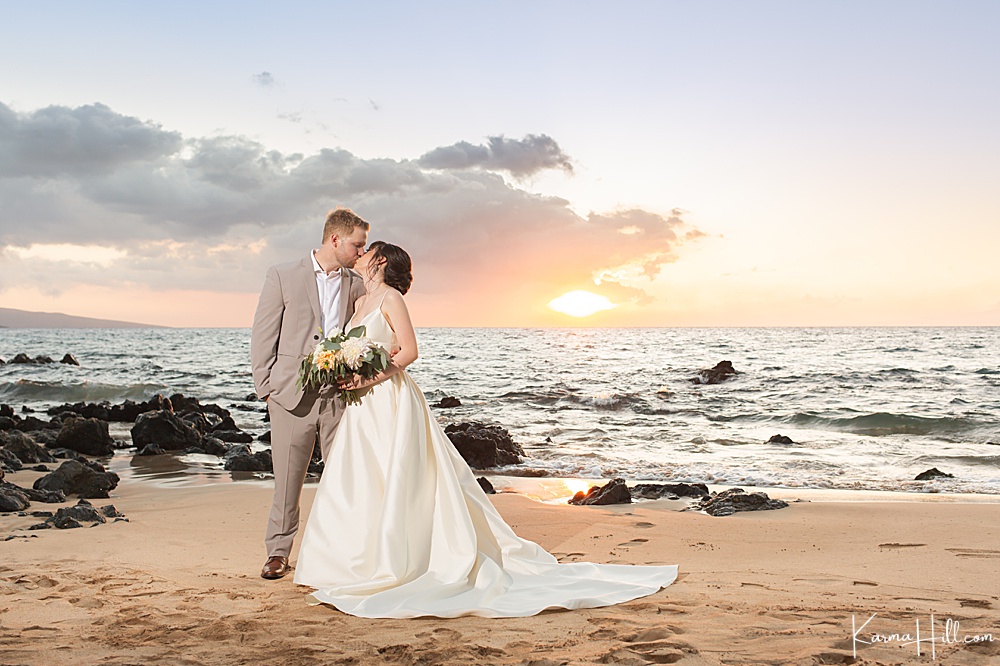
[383,288,407,307]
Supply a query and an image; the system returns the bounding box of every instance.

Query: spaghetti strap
[348,289,391,331]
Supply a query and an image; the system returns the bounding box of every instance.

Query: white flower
[338,336,370,370]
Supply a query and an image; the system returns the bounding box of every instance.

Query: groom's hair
[323,207,370,242]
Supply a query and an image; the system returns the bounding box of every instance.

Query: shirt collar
[311,250,342,278]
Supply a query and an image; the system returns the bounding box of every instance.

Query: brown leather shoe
[261,556,290,579]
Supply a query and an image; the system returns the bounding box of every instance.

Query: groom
[250,207,369,579]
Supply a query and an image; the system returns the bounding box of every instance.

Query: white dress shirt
[312,250,342,336]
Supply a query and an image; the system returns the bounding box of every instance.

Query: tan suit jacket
[250,255,366,410]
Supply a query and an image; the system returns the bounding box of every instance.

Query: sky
[1,1,998,327]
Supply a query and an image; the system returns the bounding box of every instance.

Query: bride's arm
[347,289,418,389]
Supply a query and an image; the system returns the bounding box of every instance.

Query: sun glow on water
[562,479,596,496]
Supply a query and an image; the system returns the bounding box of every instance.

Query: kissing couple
[250,207,678,618]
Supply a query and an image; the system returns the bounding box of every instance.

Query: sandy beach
[1,469,998,666]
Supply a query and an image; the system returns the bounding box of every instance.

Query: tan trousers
[264,389,344,558]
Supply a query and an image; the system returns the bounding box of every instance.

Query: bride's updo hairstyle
[365,241,413,295]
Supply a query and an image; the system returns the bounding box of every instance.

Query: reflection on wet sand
[103,447,316,489]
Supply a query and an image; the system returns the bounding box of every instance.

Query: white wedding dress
[293,303,678,618]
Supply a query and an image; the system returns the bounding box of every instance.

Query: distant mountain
[0,307,161,329]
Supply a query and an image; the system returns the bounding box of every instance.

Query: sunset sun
[547,290,618,318]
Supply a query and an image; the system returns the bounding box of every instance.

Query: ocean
[2,327,999,495]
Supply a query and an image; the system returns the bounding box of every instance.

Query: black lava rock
[133,442,166,456]
[14,415,58,432]
[692,360,739,385]
[0,448,23,472]
[223,446,273,472]
[476,477,495,494]
[210,415,238,432]
[131,410,201,451]
[50,395,174,423]
[568,477,632,505]
[915,467,954,480]
[444,422,525,469]
[767,434,795,445]
[54,418,116,456]
[631,482,710,499]
[51,499,106,524]
[100,504,124,518]
[2,480,66,504]
[113,396,171,421]
[435,396,462,408]
[47,447,87,461]
[0,485,30,512]
[694,487,788,516]
[51,515,84,529]
[1,430,57,464]
[33,459,120,499]
[179,411,212,433]
[213,429,254,444]
[168,393,201,414]
[60,353,81,366]
[200,437,230,457]
[29,429,59,447]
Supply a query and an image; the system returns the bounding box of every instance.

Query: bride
[293,241,678,618]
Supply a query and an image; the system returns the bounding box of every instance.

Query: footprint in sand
[625,627,678,642]
[587,628,619,640]
[791,577,850,587]
[429,626,463,641]
[946,548,1000,558]
[556,552,587,562]
[69,597,104,609]
[957,598,993,609]
[11,575,59,591]
[811,652,856,665]
[600,631,695,665]
[634,521,655,528]
[617,539,650,548]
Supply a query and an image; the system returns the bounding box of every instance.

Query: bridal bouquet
[297,325,390,405]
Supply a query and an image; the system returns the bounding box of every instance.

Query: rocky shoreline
[1,389,801,537]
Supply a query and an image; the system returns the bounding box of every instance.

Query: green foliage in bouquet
[297,325,390,405]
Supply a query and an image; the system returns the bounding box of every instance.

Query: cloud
[418,134,573,177]
[0,102,181,178]
[0,101,700,323]
[252,71,276,87]
[277,111,303,123]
